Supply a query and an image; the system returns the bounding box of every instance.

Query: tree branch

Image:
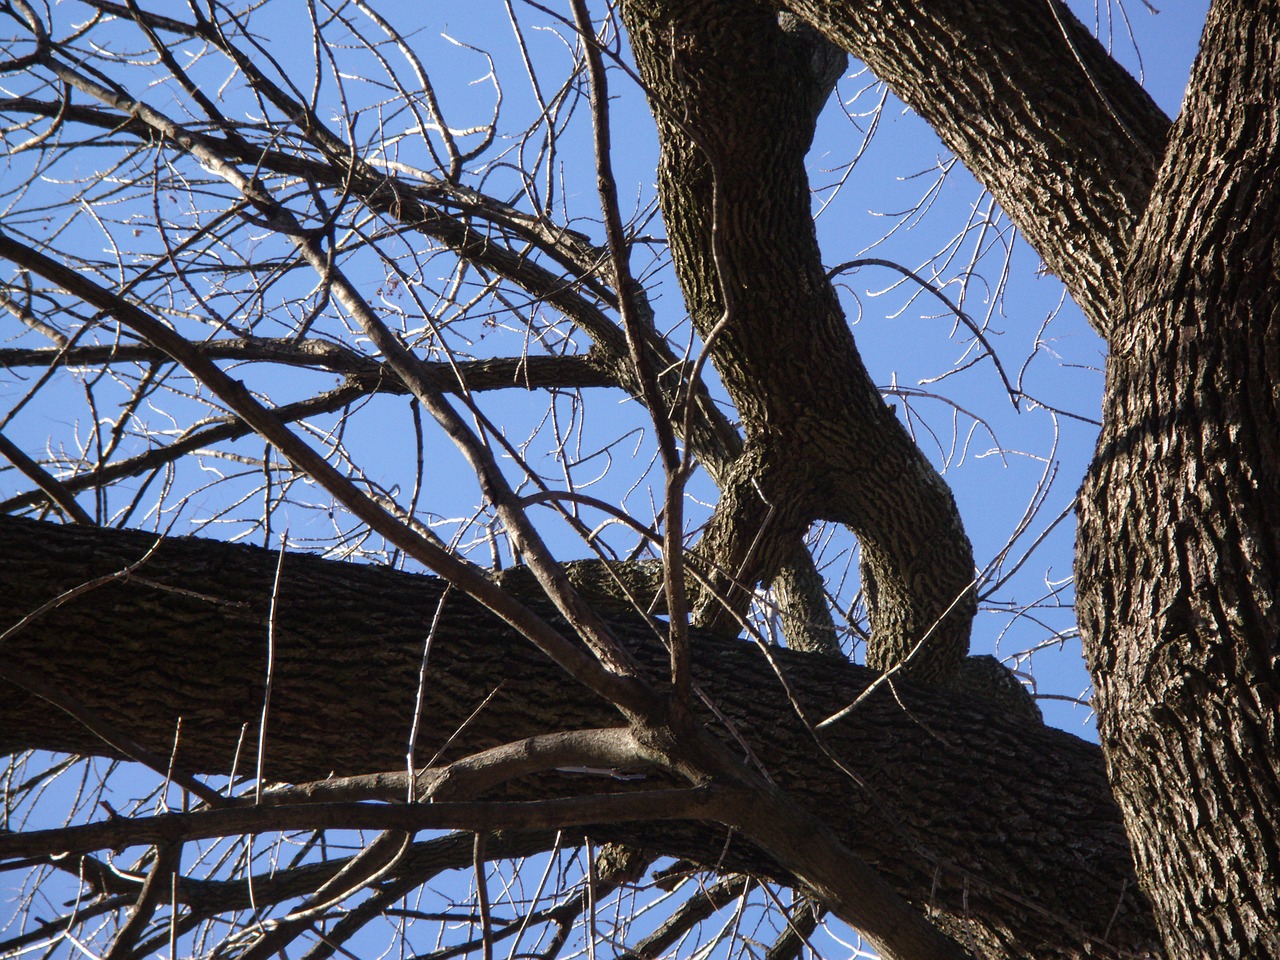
[0,339,618,393]
[0,430,93,523]
[0,788,724,862]
[783,0,1172,335]
[257,728,652,805]
[102,842,181,960]
[620,0,976,680]
[0,516,1160,958]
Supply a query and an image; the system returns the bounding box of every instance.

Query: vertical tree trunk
[1076,4,1280,957]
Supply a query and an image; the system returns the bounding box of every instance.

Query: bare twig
[102,842,181,960]
[0,430,93,523]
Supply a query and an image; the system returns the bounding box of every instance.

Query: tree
[0,1,1276,959]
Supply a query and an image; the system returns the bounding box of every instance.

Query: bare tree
[0,3,1276,960]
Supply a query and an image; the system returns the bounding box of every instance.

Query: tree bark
[620,0,976,680]
[0,515,1158,959]
[780,0,1171,336]
[1075,3,1280,958]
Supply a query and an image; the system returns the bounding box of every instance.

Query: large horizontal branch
[0,515,1158,959]
[783,0,1172,335]
[0,228,654,714]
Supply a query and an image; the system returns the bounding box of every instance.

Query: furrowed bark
[1076,3,1280,957]
[0,515,1157,959]
[620,0,976,681]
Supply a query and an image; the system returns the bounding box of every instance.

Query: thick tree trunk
[0,514,1158,959]
[1076,3,1280,958]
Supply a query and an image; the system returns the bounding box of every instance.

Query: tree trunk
[1076,3,1280,957]
[0,514,1158,959]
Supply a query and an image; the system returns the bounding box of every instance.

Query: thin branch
[295,831,561,960]
[0,341,617,392]
[568,0,691,705]
[254,534,289,804]
[0,381,369,514]
[0,786,725,861]
[0,430,93,523]
[617,874,753,960]
[826,258,1019,405]
[761,890,825,960]
[32,829,560,921]
[475,833,494,960]
[258,728,652,806]
[233,831,413,960]
[102,842,180,960]
[516,490,662,547]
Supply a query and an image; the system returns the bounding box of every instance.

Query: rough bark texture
[1076,4,1280,959]
[620,0,976,682]
[0,515,1157,960]
[780,0,1171,337]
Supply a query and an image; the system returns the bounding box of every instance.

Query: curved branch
[827,258,1018,404]
[620,0,976,681]
[784,0,1171,335]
